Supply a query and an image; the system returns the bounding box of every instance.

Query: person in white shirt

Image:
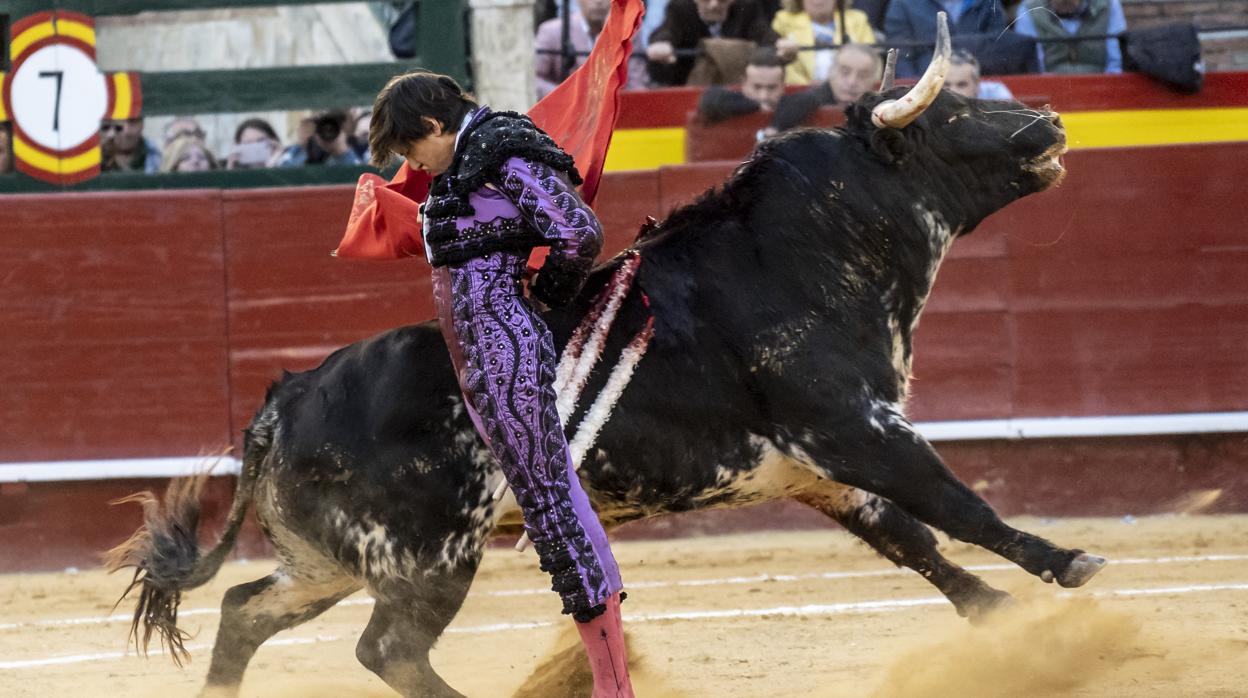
[947,49,1015,101]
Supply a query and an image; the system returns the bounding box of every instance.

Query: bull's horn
[872,12,951,129]
[880,48,898,91]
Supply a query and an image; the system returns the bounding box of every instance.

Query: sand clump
[514,628,689,698]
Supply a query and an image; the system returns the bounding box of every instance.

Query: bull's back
[257,323,496,576]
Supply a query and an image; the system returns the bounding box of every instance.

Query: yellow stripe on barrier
[0,72,6,121]
[10,21,56,61]
[54,18,97,47]
[111,73,133,120]
[13,134,100,175]
[1062,108,1248,149]
[604,127,686,172]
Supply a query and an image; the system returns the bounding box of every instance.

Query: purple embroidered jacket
[422,108,603,308]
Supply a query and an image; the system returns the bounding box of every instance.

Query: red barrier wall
[221,186,432,438]
[1,191,232,462]
[2,142,1247,571]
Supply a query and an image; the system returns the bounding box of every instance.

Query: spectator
[535,0,647,98]
[387,1,420,59]
[884,0,1007,77]
[1014,0,1125,74]
[100,118,162,173]
[642,0,672,43]
[947,49,1015,99]
[161,135,218,173]
[770,42,881,132]
[349,108,371,162]
[696,47,788,124]
[773,0,877,85]
[225,118,283,170]
[952,30,1040,75]
[644,0,780,42]
[0,123,11,174]
[163,117,206,148]
[277,110,365,167]
[534,0,559,26]
[853,0,891,32]
[646,0,780,87]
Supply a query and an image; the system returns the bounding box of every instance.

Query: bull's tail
[105,407,275,665]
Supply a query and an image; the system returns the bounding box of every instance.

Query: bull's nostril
[1047,113,1063,128]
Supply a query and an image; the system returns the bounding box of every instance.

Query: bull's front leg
[793,482,1013,622]
[782,404,1106,588]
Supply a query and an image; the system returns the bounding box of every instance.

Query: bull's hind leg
[794,482,1012,621]
[201,569,359,697]
[355,561,480,698]
[792,413,1105,588]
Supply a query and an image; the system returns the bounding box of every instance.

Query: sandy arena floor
[1,514,1246,697]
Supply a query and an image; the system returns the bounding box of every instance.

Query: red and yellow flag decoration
[334,0,645,261]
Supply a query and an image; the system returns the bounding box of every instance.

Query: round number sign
[9,43,109,153]
[1,11,141,185]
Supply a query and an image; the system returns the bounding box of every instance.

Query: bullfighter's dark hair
[368,71,478,169]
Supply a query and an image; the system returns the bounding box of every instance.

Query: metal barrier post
[467,0,536,112]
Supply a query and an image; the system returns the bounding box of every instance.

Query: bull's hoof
[1056,552,1108,588]
[958,588,1016,625]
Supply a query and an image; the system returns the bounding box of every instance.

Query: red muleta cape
[334,0,644,264]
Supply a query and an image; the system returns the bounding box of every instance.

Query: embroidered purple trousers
[431,251,623,620]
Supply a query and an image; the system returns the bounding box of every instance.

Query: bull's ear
[869,128,913,165]
[847,98,914,166]
[845,98,884,134]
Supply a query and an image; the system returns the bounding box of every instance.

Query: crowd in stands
[90,108,373,176]
[538,0,1129,132]
[536,0,649,97]
[0,0,1131,179]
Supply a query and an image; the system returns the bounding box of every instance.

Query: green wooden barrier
[140,62,437,116]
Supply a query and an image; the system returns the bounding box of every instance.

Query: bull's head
[845,14,1067,224]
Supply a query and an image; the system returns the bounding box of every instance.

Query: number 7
[39,70,64,131]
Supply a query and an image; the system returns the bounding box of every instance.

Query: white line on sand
[4,553,1247,633]
[2,582,1247,670]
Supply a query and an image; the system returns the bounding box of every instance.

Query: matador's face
[398,117,458,175]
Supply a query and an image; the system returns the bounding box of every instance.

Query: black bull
[111,88,1106,698]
